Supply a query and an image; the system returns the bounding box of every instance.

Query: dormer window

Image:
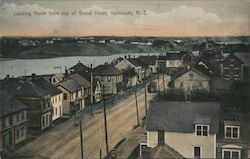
[195,125,209,136]
[225,126,239,139]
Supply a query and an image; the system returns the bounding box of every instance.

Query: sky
[0,0,249,37]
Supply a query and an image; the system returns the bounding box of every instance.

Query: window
[16,113,20,122]
[194,147,201,159]
[63,93,67,100]
[55,107,57,115]
[42,116,45,127]
[21,111,25,120]
[196,125,209,136]
[189,73,193,79]
[180,82,183,88]
[21,127,25,137]
[2,118,6,129]
[16,129,20,139]
[234,68,239,76]
[53,78,56,83]
[107,76,111,82]
[225,126,239,139]
[222,149,240,159]
[199,82,203,87]
[59,95,60,101]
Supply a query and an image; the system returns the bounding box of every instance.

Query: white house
[137,55,158,74]
[33,78,63,121]
[143,101,220,158]
[173,68,210,92]
[56,79,84,115]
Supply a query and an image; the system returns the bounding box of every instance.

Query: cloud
[0,3,249,36]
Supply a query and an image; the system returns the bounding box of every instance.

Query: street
[14,75,170,159]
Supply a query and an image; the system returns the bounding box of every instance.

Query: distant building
[69,61,91,74]
[142,101,220,158]
[220,53,244,81]
[56,79,83,115]
[93,64,123,95]
[33,78,63,121]
[0,92,28,151]
[69,73,91,105]
[173,68,210,92]
[137,55,158,74]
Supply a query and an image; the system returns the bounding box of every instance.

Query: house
[173,68,210,92]
[68,73,91,105]
[137,55,158,74]
[220,53,244,81]
[93,64,123,95]
[15,81,53,130]
[68,61,91,74]
[234,53,250,81]
[51,73,65,85]
[76,71,102,103]
[56,79,83,115]
[33,78,63,121]
[216,120,249,158]
[157,52,193,73]
[115,58,146,83]
[142,101,220,158]
[0,91,28,152]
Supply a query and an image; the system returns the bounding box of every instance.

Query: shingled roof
[93,64,122,76]
[0,91,27,118]
[33,78,62,96]
[57,79,81,93]
[69,73,91,88]
[145,101,220,134]
[69,61,91,72]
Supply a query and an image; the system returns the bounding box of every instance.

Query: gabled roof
[172,67,210,80]
[137,55,157,65]
[93,64,122,76]
[145,101,220,134]
[0,91,27,118]
[126,58,143,67]
[16,81,50,97]
[69,73,91,88]
[57,79,81,93]
[33,78,62,96]
[222,53,244,64]
[149,145,185,158]
[69,61,91,72]
[234,53,250,67]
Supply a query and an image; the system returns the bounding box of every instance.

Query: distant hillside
[1,36,249,59]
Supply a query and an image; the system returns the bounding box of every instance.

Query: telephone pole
[90,72,93,115]
[135,83,140,126]
[102,85,109,155]
[162,73,166,94]
[144,82,148,115]
[79,120,84,159]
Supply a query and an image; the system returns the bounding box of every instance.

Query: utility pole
[102,85,109,155]
[90,72,93,115]
[157,71,160,94]
[96,111,102,159]
[79,120,84,159]
[135,83,140,126]
[144,82,148,116]
[162,72,166,94]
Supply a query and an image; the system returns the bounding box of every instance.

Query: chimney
[128,54,131,59]
[90,64,93,69]
[31,73,36,81]
[65,67,68,76]
[125,55,127,59]
[5,74,10,79]
[78,60,81,64]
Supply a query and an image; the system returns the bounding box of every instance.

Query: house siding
[147,131,216,158]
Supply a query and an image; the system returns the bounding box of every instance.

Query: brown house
[220,53,244,81]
